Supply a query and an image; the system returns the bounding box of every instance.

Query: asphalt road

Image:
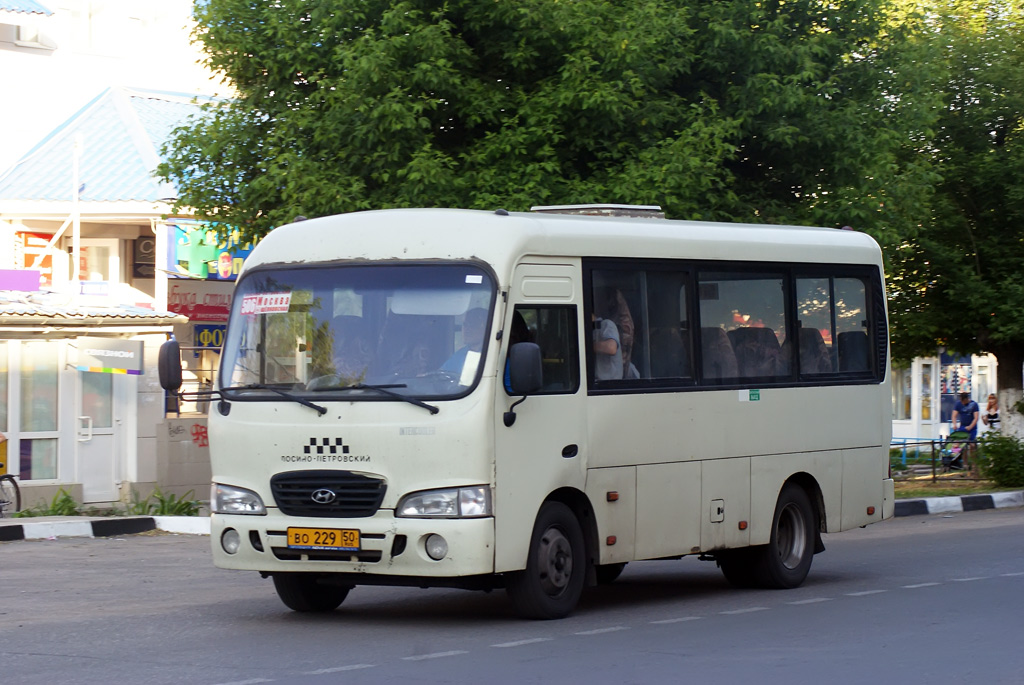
[2,509,1023,685]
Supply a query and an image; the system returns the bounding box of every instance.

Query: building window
[893,366,912,420]
[20,439,57,481]
[20,341,58,432]
[0,341,8,433]
[921,362,934,422]
[19,341,60,480]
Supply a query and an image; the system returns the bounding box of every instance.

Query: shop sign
[167,281,234,322]
[75,337,144,375]
[174,225,254,281]
[195,324,226,349]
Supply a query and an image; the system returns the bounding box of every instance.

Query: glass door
[77,370,118,502]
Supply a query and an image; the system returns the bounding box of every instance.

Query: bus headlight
[397,486,491,518]
[211,483,266,515]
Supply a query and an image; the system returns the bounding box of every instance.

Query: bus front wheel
[272,573,351,612]
[753,483,815,589]
[507,502,586,619]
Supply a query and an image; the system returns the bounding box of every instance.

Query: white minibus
[160,205,894,619]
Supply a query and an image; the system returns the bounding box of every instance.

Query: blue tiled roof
[0,1,53,15]
[0,87,216,203]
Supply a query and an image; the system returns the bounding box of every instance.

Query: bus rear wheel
[752,483,815,589]
[507,502,586,619]
[272,573,351,612]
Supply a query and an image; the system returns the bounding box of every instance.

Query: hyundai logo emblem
[311,488,337,504]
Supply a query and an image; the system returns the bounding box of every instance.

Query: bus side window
[796,275,873,377]
[508,306,579,394]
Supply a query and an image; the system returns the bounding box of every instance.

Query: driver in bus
[442,308,488,383]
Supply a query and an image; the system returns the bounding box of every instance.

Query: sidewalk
[0,514,210,542]
[2,491,1023,542]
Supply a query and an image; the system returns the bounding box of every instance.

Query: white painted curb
[154,516,211,535]
[22,520,94,539]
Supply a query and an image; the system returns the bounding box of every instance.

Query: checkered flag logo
[303,437,350,455]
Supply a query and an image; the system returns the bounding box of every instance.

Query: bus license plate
[286,527,360,551]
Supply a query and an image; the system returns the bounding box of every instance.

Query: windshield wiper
[311,382,439,415]
[224,383,327,416]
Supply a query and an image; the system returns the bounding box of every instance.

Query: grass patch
[894,474,1020,499]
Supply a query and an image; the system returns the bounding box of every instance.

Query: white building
[1,2,230,509]
[891,352,998,450]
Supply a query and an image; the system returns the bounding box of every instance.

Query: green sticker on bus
[749,389,760,401]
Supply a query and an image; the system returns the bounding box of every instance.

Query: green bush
[121,488,202,517]
[977,433,1024,487]
[150,488,201,516]
[14,488,81,518]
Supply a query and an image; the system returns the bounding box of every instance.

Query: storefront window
[20,341,59,432]
[0,341,8,432]
[921,362,933,421]
[20,438,57,481]
[893,366,912,420]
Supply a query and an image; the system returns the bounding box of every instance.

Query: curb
[3,493,1023,542]
[0,515,211,542]
[894,490,1024,517]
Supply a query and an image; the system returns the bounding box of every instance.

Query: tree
[886,0,1024,433]
[158,0,905,244]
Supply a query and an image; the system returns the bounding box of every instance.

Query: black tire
[595,562,627,585]
[507,502,586,619]
[717,549,758,588]
[0,475,20,517]
[272,573,351,612]
[751,483,815,589]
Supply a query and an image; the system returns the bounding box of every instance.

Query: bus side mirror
[508,342,542,395]
[504,342,542,427]
[158,339,183,391]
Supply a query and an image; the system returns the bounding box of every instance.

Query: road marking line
[575,626,629,635]
[402,651,468,661]
[903,582,941,588]
[491,638,553,648]
[1001,572,1024,577]
[787,597,832,605]
[846,590,887,596]
[650,616,703,624]
[720,607,769,615]
[950,577,989,582]
[304,664,375,674]
[211,680,274,685]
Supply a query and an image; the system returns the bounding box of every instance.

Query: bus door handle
[561,444,578,459]
[78,416,93,442]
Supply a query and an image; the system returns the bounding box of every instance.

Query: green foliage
[158,0,903,243]
[977,432,1024,487]
[122,488,202,517]
[14,488,81,518]
[886,0,1024,378]
[14,488,202,518]
[149,489,202,517]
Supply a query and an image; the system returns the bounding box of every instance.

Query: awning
[0,1,54,16]
[0,289,187,337]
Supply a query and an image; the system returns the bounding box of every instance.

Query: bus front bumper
[210,511,496,579]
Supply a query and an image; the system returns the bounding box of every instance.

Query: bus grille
[270,470,386,518]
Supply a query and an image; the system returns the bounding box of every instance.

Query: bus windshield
[219,263,496,401]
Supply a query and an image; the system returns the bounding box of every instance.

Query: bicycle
[0,449,20,517]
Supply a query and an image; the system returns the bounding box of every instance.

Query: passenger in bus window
[591,312,622,381]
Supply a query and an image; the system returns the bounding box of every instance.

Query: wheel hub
[537,528,573,595]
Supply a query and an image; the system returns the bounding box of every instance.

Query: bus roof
[244,208,884,280]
